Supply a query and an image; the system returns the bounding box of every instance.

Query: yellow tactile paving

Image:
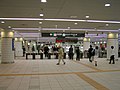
[75,72,109,90]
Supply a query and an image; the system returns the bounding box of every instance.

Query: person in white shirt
[109,46,115,64]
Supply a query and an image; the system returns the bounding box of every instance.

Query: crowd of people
[22,44,115,66]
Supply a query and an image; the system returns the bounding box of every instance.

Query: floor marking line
[0,69,119,76]
[75,72,109,90]
[0,72,75,76]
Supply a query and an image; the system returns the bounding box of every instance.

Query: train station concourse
[0,0,120,90]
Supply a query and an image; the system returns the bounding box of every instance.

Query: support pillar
[1,30,14,64]
[83,37,90,58]
[83,37,90,51]
[14,38,23,57]
[107,33,118,60]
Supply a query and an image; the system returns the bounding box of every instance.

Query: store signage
[56,37,78,43]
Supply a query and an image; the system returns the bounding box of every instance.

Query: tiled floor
[0,57,120,90]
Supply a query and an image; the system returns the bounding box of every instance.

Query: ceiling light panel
[8,26,11,28]
[105,3,110,7]
[74,23,78,25]
[41,0,47,3]
[85,15,90,18]
[40,13,44,17]
[1,21,5,24]
[39,22,42,24]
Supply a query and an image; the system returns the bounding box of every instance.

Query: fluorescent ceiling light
[0,18,120,24]
[105,3,110,7]
[45,19,86,22]
[41,0,47,3]
[97,30,118,32]
[87,20,120,24]
[12,28,118,32]
[0,18,43,21]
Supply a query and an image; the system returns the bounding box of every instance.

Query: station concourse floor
[0,57,120,90]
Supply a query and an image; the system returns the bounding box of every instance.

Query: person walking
[109,46,115,64]
[44,45,49,58]
[88,45,93,62]
[22,46,26,57]
[56,46,66,65]
[76,47,80,61]
[68,45,74,60]
[32,46,35,52]
[88,45,96,66]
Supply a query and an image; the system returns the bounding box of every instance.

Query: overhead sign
[42,33,85,37]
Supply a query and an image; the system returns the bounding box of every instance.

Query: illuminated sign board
[56,37,78,43]
[42,33,85,37]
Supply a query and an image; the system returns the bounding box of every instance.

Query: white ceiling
[0,0,120,41]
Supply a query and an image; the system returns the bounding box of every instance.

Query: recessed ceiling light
[74,23,78,25]
[8,26,11,28]
[105,3,110,7]
[40,13,44,17]
[62,33,65,36]
[39,22,42,24]
[54,33,57,36]
[104,41,106,43]
[41,0,47,3]
[68,27,70,29]
[85,15,89,18]
[70,16,77,18]
[106,24,109,26]
[1,21,5,24]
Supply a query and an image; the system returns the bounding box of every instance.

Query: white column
[83,37,90,51]
[14,38,23,57]
[107,33,118,60]
[1,30,14,64]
